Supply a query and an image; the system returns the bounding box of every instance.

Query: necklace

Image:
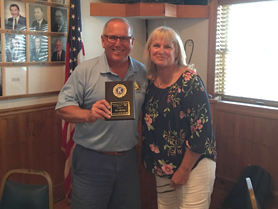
[156,78,163,87]
[156,67,179,87]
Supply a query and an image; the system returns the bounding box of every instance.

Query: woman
[142,26,217,209]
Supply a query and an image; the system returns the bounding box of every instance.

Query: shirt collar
[99,52,138,76]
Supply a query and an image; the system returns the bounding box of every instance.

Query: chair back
[246,177,260,209]
[0,169,53,209]
[221,165,273,209]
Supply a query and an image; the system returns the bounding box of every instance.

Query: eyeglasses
[103,34,133,43]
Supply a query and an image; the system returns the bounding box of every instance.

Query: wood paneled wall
[210,101,278,209]
[1,101,277,208]
[0,103,65,203]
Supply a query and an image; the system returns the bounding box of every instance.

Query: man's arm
[56,100,111,123]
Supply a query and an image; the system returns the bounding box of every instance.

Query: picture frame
[29,4,48,32]
[0,0,69,98]
[29,35,49,62]
[5,34,26,63]
[2,67,27,96]
[4,1,26,31]
[51,0,67,5]
[51,36,66,61]
[51,7,67,33]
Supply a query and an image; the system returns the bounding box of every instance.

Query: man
[51,39,65,61]
[31,37,48,62]
[6,4,26,30]
[6,37,25,62]
[51,9,67,33]
[31,6,48,31]
[55,18,147,209]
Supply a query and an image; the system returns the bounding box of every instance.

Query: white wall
[0,0,209,109]
[80,0,209,85]
[81,17,146,63]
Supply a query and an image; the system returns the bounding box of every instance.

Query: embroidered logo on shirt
[134,81,141,91]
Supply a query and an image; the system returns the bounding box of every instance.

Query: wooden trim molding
[177,5,208,18]
[90,2,209,18]
[216,101,278,120]
[0,103,57,117]
[206,0,218,97]
[0,92,59,101]
[218,0,272,5]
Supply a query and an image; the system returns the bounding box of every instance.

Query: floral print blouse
[142,69,217,179]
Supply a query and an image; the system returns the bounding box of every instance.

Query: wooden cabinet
[90,2,209,18]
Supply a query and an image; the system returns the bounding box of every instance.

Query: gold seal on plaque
[113,84,127,98]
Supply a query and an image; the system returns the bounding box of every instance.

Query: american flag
[61,0,84,202]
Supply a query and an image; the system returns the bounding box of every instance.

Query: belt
[101,150,128,157]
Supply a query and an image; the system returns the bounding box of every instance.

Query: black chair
[0,169,54,209]
[221,165,273,209]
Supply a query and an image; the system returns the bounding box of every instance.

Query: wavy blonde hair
[143,26,187,81]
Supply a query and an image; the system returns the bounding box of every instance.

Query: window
[215,1,278,107]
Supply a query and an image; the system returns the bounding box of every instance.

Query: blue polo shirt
[55,53,148,151]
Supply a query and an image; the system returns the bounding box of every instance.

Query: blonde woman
[142,26,217,209]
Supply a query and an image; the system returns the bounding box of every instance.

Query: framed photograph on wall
[51,37,66,61]
[0,1,69,99]
[29,4,48,31]
[51,7,67,33]
[5,34,26,63]
[30,35,49,62]
[51,0,67,5]
[2,67,27,96]
[4,1,26,30]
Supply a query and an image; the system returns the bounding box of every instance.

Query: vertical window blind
[215,1,278,106]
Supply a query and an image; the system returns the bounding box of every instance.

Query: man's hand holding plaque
[105,81,135,120]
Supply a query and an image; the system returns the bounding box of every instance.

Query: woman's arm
[170,148,201,189]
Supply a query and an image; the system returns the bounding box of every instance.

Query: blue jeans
[71,144,141,209]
